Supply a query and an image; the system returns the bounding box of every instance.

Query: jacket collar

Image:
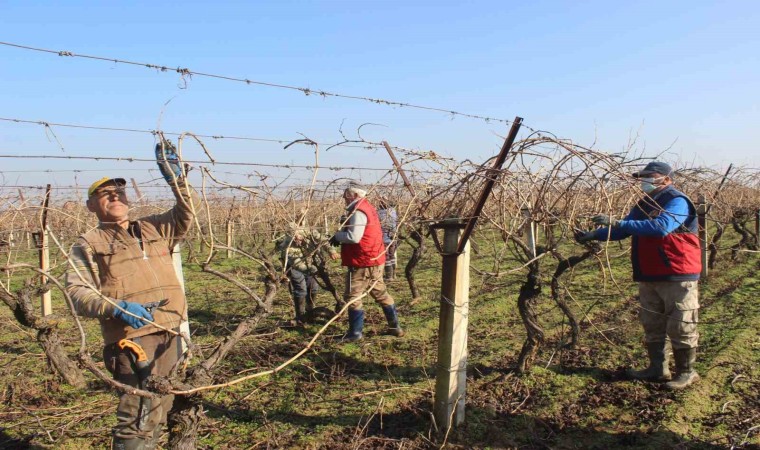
[346,197,365,212]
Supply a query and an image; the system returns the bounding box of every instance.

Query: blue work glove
[328,235,341,247]
[112,300,153,329]
[155,140,183,183]
[591,214,618,227]
[575,230,597,244]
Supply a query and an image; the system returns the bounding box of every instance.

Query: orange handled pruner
[118,339,149,364]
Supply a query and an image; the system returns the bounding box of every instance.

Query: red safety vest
[341,199,387,267]
[630,186,702,281]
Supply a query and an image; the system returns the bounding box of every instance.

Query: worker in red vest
[329,181,404,341]
[578,161,701,390]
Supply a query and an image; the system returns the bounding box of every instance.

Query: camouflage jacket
[276,228,337,274]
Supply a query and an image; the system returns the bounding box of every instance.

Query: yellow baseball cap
[88,177,127,197]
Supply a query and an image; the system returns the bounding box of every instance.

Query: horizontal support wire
[0,116,388,150]
[0,41,537,130]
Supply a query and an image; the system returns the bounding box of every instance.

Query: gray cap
[632,161,674,178]
[346,180,365,191]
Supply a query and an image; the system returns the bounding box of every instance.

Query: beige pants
[104,331,180,440]
[638,280,699,349]
[344,265,394,310]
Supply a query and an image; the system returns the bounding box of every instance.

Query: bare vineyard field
[0,134,759,449]
[2,23,760,450]
[0,208,758,449]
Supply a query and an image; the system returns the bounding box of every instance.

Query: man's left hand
[592,214,618,227]
[155,140,183,183]
[575,230,597,243]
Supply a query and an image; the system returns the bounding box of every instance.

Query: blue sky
[2,1,758,193]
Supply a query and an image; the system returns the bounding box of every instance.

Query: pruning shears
[143,298,169,315]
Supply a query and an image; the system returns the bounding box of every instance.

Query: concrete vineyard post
[433,220,470,432]
[172,244,190,353]
[522,205,537,259]
[697,194,708,279]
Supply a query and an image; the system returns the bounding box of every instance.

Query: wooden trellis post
[34,184,52,316]
[755,208,760,248]
[199,226,208,253]
[697,194,708,279]
[226,219,234,259]
[430,116,522,433]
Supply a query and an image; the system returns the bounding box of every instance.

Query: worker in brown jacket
[65,140,199,450]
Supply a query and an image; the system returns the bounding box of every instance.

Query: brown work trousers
[344,265,395,310]
[638,280,700,349]
[104,331,180,441]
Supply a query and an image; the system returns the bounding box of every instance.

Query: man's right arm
[143,178,200,248]
[64,239,115,318]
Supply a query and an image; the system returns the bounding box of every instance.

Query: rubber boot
[390,263,397,281]
[112,436,146,450]
[665,348,700,390]
[337,309,364,342]
[384,265,393,281]
[381,304,405,337]
[293,296,307,325]
[626,341,671,382]
[143,427,162,450]
[304,290,317,323]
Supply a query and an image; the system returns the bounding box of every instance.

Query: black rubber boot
[384,265,393,281]
[381,304,405,337]
[304,290,317,323]
[112,436,146,450]
[143,426,162,450]
[665,348,700,390]
[293,295,307,325]
[390,263,397,280]
[626,341,671,382]
[337,309,364,342]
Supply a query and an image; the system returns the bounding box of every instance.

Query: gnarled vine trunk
[404,227,425,303]
[516,261,542,373]
[167,274,278,450]
[0,285,85,388]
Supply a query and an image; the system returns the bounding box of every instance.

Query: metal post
[131,178,146,205]
[457,117,523,253]
[755,208,759,248]
[382,141,416,197]
[432,219,470,432]
[697,194,708,279]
